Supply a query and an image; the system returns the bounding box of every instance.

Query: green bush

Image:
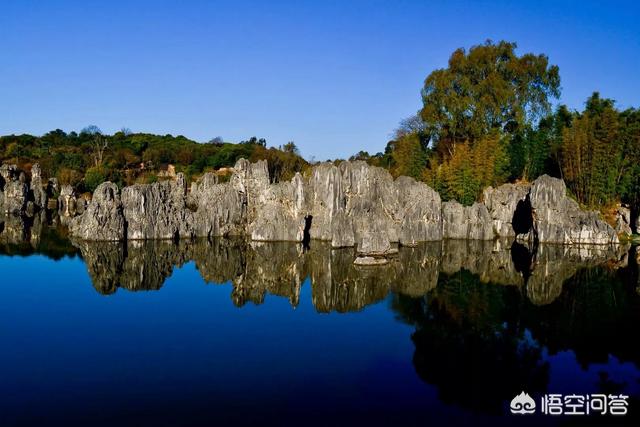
[84,166,107,193]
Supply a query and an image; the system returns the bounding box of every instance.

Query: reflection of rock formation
[310,246,395,313]
[393,242,440,297]
[0,214,27,244]
[440,239,523,286]
[392,270,550,415]
[232,242,305,307]
[0,211,77,259]
[65,233,631,311]
[70,237,429,311]
[121,240,192,291]
[523,243,627,305]
[438,239,626,305]
[4,202,625,310]
[74,241,125,295]
[191,238,246,285]
[74,239,206,294]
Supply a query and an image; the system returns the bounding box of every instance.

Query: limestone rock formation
[524,175,618,245]
[395,176,442,245]
[69,182,125,241]
[121,173,193,240]
[76,194,90,215]
[66,159,622,248]
[307,161,442,249]
[58,185,77,217]
[483,183,531,237]
[308,162,342,242]
[2,180,28,215]
[0,164,28,215]
[189,173,245,238]
[29,163,48,210]
[247,173,306,242]
[0,164,52,215]
[338,161,399,245]
[442,201,494,240]
[614,205,632,236]
[353,229,397,265]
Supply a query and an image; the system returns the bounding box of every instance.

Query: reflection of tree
[392,272,549,415]
[523,264,640,369]
[392,250,640,415]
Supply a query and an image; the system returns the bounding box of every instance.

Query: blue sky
[1,0,638,160]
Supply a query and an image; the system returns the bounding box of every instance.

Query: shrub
[84,166,107,193]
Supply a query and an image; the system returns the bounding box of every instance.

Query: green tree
[282,141,299,155]
[560,93,621,206]
[420,40,560,158]
[617,108,640,210]
[390,133,428,180]
[425,132,508,205]
[84,166,107,193]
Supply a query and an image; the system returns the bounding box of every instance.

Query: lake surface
[1,213,640,426]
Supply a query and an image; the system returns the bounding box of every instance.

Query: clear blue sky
[1,0,638,160]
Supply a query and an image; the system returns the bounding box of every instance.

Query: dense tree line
[0,129,308,192]
[2,40,637,215]
[355,40,639,214]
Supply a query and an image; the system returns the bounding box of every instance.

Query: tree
[80,125,102,135]
[560,93,621,206]
[424,132,508,205]
[420,40,560,158]
[241,136,266,147]
[84,166,106,192]
[617,108,640,210]
[349,151,371,161]
[390,134,427,180]
[91,133,110,167]
[282,141,299,155]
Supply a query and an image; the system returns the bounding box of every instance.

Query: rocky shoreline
[2,159,636,264]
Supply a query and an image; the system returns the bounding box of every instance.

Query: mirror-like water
[1,213,639,426]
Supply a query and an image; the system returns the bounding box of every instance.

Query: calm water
[1,213,640,426]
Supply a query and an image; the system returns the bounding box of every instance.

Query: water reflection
[1,212,633,312]
[2,212,640,423]
[67,237,630,311]
[0,212,78,259]
[392,246,640,416]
